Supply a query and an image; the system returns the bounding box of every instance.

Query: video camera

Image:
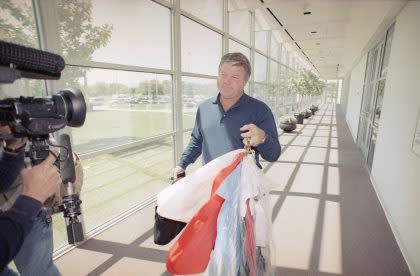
[0,40,86,244]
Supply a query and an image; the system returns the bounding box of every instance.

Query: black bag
[154,206,186,245]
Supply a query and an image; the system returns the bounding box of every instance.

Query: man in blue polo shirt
[172,52,281,180]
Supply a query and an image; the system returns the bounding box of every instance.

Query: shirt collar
[212,92,250,109]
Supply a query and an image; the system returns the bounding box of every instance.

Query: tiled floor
[54,104,410,276]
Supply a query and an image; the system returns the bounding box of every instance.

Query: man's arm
[0,195,42,269]
[0,153,61,269]
[178,109,203,169]
[0,124,27,192]
[256,108,281,162]
[0,149,25,193]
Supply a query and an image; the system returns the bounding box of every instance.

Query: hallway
[54,104,410,275]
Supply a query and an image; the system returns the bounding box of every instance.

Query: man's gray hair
[218,52,251,81]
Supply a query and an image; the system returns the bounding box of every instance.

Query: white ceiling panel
[244,0,407,78]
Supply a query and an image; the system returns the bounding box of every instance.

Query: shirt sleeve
[0,149,24,193]
[0,195,42,269]
[178,108,203,169]
[256,107,281,162]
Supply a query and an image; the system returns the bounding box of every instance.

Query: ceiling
[239,0,407,79]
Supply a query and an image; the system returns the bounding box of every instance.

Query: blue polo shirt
[179,93,281,169]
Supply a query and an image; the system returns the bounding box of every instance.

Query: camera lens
[54,88,86,127]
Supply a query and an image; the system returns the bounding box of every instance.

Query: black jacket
[0,149,42,269]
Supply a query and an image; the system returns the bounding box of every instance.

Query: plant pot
[294,113,304,124]
[279,122,297,132]
[304,110,311,118]
[310,105,318,115]
[310,108,316,115]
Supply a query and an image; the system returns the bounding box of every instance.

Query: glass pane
[367,130,377,171]
[60,66,172,153]
[381,25,394,77]
[53,137,173,248]
[228,9,251,44]
[269,60,279,83]
[255,31,268,54]
[181,16,222,76]
[282,48,289,66]
[373,80,385,127]
[0,79,46,98]
[270,33,281,61]
[0,0,38,48]
[181,0,223,29]
[55,0,171,69]
[229,40,250,59]
[182,76,217,129]
[254,53,267,82]
[253,83,267,103]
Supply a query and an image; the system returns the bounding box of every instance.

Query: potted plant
[294,112,304,124]
[304,109,312,118]
[310,104,319,115]
[279,115,297,132]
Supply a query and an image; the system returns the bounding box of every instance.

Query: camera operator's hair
[218,52,251,81]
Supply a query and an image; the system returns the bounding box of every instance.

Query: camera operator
[0,125,61,274]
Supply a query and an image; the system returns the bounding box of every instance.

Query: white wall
[339,73,351,115]
[371,2,420,275]
[345,54,367,141]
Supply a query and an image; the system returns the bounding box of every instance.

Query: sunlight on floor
[319,201,343,274]
[327,166,340,196]
[271,195,319,270]
[290,164,324,194]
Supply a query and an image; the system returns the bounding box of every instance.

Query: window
[182,76,217,129]
[181,0,223,29]
[229,40,250,59]
[55,0,171,69]
[228,9,251,44]
[255,31,268,54]
[181,16,222,76]
[53,137,174,248]
[60,67,172,154]
[270,60,279,83]
[254,53,267,82]
[0,0,38,48]
[271,31,282,61]
[381,24,394,78]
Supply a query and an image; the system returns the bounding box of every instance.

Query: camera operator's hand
[21,153,61,204]
[0,124,27,153]
[171,166,185,183]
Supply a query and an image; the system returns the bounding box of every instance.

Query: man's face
[217,62,247,100]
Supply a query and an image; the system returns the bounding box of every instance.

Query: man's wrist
[3,142,27,154]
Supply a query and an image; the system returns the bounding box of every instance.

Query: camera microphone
[0,40,65,81]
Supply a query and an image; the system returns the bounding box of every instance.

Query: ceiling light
[311,31,317,34]
[303,11,311,15]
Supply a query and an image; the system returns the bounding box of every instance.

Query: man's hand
[0,124,27,152]
[240,124,266,147]
[171,166,185,183]
[21,153,61,204]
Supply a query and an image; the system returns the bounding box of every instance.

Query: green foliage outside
[289,70,326,97]
[0,0,113,89]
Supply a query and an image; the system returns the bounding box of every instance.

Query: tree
[0,0,113,88]
[0,0,37,47]
[289,70,325,97]
[56,0,113,87]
